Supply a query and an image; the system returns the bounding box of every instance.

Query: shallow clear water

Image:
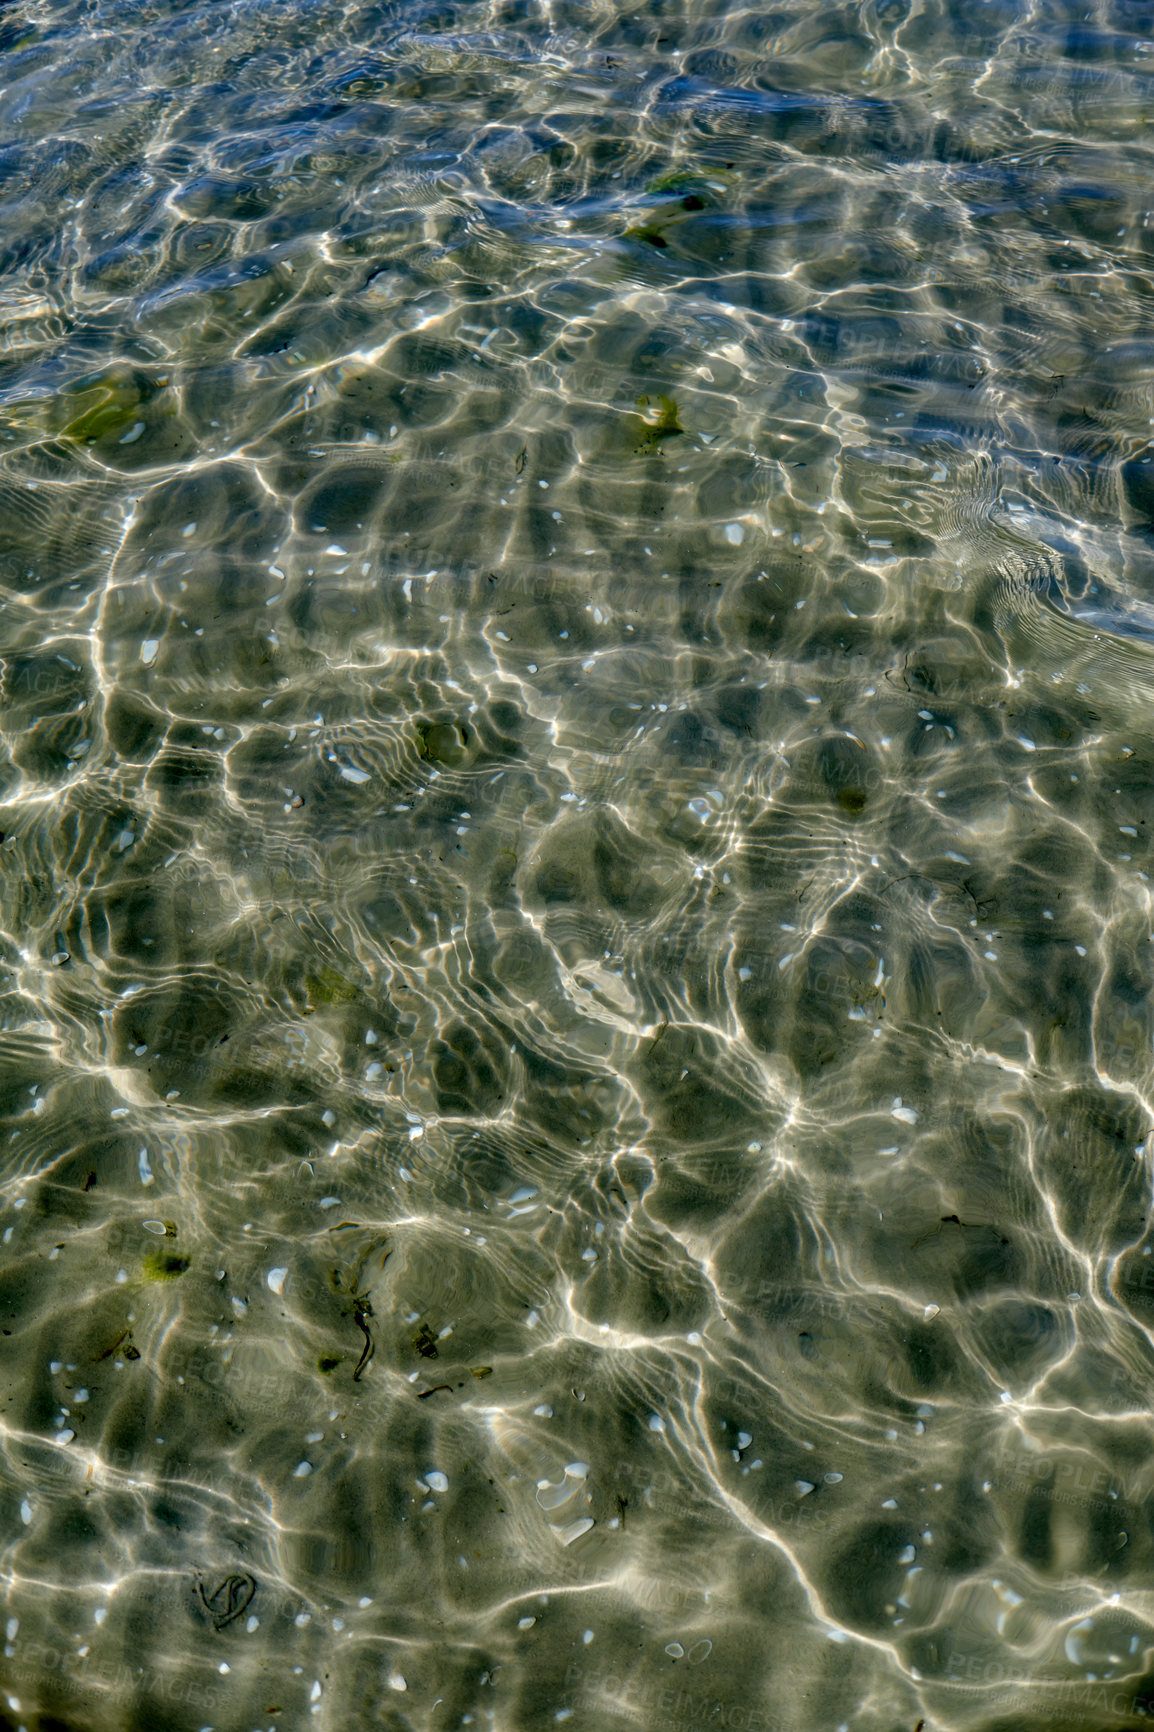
[2,0,1154,1728]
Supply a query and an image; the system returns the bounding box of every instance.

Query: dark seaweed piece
[910,1216,962,1250]
[92,1327,130,1361]
[413,1321,439,1358]
[352,1293,374,1381]
[196,1572,256,1631]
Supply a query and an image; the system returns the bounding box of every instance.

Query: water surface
[2,0,1154,1728]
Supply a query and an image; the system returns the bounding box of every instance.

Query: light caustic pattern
[2,0,1154,1727]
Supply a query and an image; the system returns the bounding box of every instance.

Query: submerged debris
[195,1572,256,1631]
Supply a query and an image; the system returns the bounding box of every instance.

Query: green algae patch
[637,393,683,437]
[416,719,471,767]
[624,223,669,249]
[647,166,736,198]
[629,392,685,456]
[55,365,167,446]
[142,1249,190,1280]
[306,965,360,1008]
